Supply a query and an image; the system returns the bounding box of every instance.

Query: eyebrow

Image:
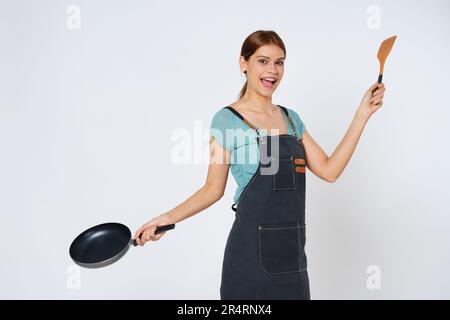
[255,55,285,60]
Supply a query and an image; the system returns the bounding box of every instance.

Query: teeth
[262,77,276,81]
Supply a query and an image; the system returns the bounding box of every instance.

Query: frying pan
[69,222,175,268]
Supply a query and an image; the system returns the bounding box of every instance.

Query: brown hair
[238,30,286,99]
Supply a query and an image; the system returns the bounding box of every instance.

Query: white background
[1,0,449,299]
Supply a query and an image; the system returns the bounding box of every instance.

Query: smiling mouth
[260,78,277,88]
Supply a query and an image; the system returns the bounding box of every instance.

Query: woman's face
[240,44,285,97]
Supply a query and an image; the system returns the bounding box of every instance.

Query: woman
[133,30,385,299]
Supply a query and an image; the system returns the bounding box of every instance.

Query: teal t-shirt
[209,106,306,205]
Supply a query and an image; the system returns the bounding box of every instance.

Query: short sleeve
[286,108,306,138]
[209,108,235,151]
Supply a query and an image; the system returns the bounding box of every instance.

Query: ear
[239,56,247,73]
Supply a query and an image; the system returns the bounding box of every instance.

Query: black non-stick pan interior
[70,222,131,267]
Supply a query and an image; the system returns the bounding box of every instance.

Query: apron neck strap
[224,106,260,136]
[279,105,302,142]
[224,105,302,141]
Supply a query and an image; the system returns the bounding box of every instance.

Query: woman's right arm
[133,135,231,245]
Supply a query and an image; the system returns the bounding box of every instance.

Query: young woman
[133,30,385,299]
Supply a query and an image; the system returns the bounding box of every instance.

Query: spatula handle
[377,74,383,83]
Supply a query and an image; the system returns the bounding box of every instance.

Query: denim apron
[220,105,310,300]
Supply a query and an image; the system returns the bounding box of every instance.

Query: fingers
[133,226,147,246]
[372,86,385,96]
[143,226,153,244]
[372,99,384,107]
[154,231,166,241]
[133,224,148,246]
[368,82,384,93]
[368,81,380,92]
[370,83,385,105]
[371,99,382,105]
[374,101,384,109]
[133,228,142,240]
[141,228,151,245]
[143,225,157,241]
[370,94,384,104]
[137,225,159,246]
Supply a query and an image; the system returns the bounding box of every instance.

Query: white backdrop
[1,0,449,299]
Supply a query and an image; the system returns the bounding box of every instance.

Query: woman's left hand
[356,82,386,119]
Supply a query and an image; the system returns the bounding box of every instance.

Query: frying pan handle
[132,224,176,246]
[155,223,176,233]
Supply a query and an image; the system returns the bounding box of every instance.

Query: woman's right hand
[133,212,176,246]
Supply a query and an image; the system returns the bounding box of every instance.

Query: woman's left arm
[303,82,385,182]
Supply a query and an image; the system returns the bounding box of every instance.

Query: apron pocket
[272,157,296,191]
[258,224,307,275]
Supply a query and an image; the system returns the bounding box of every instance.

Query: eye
[277,61,284,65]
[258,59,267,64]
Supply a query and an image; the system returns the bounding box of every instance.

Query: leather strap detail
[295,167,306,173]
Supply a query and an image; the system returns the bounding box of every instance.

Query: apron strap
[279,105,303,142]
[224,106,258,214]
[225,105,302,142]
[224,106,260,136]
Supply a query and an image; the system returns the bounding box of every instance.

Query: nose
[267,63,278,74]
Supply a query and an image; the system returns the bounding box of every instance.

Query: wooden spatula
[376,35,397,83]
